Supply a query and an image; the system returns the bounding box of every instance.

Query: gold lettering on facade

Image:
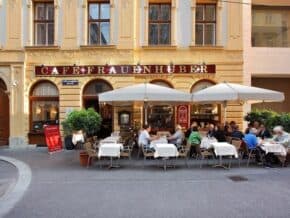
[97,66,105,74]
[73,66,80,74]
[62,67,69,75]
[133,66,142,74]
[40,66,49,75]
[87,66,94,74]
[155,66,163,74]
[121,66,129,74]
[143,66,151,74]
[109,66,117,74]
[179,66,187,73]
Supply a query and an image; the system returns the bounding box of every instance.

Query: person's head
[209,124,215,131]
[273,126,284,136]
[192,126,199,132]
[253,121,260,129]
[233,124,239,131]
[191,121,198,128]
[176,124,182,131]
[249,128,258,135]
[143,124,151,132]
[229,121,236,127]
[260,123,266,130]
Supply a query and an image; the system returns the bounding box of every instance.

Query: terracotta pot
[79,151,91,167]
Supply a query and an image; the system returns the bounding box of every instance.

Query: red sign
[177,105,189,129]
[44,125,62,153]
[35,64,216,76]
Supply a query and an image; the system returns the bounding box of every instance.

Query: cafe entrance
[0,79,9,146]
[82,79,113,138]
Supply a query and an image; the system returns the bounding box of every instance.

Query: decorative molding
[82,0,87,8]
[54,0,59,9]
[218,0,223,9]
[26,0,32,8]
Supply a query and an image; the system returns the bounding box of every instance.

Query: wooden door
[0,84,9,146]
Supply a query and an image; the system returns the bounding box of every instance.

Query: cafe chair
[231,138,243,167]
[199,148,215,168]
[178,143,191,168]
[120,138,134,160]
[141,144,154,168]
[246,147,257,167]
[84,142,98,168]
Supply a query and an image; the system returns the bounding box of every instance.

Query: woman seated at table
[188,126,202,157]
[207,124,215,138]
[167,124,185,149]
[272,126,290,165]
[213,123,226,142]
[138,124,159,151]
[257,123,271,139]
[231,125,244,140]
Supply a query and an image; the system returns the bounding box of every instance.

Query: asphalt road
[1,147,290,218]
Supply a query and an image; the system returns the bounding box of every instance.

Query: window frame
[195,3,217,46]
[148,3,172,45]
[33,1,55,46]
[88,1,111,45]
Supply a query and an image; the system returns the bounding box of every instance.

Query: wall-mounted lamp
[167,61,174,73]
[136,62,142,73]
[11,80,18,87]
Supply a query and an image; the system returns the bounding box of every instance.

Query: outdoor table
[210,142,238,169]
[200,137,217,149]
[150,137,168,148]
[259,142,287,156]
[98,143,123,168]
[153,143,179,170]
[100,136,120,144]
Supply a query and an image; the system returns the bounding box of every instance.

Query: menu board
[44,125,62,153]
[177,105,189,129]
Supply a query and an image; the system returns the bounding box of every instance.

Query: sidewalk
[0,160,18,198]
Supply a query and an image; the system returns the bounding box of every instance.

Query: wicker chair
[246,147,258,167]
[141,144,155,168]
[231,138,243,167]
[199,148,215,168]
[84,142,98,168]
[178,143,191,168]
[120,137,134,159]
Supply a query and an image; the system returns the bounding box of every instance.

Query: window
[252,6,290,47]
[34,2,54,45]
[88,2,110,45]
[149,3,171,45]
[30,82,59,132]
[195,4,216,46]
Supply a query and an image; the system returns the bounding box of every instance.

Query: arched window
[30,81,59,132]
[149,80,174,131]
[191,80,220,126]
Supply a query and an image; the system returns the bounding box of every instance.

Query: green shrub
[62,108,102,137]
[244,109,290,132]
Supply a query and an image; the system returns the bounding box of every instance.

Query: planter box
[79,151,91,167]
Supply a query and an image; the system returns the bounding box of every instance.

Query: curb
[0,156,32,218]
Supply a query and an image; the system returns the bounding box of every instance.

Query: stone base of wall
[9,137,32,148]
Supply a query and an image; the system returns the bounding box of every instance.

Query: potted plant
[62,108,102,166]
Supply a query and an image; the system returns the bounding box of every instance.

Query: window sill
[189,45,224,50]
[80,45,116,49]
[24,45,60,50]
[141,45,177,50]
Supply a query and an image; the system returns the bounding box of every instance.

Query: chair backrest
[226,136,233,144]
[84,142,95,156]
[231,138,242,150]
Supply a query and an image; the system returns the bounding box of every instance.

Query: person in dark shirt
[185,121,199,138]
[231,125,244,140]
[213,123,226,142]
[258,124,272,139]
[207,124,215,138]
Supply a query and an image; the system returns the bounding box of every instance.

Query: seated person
[207,124,215,138]
[213,123,226,142]
[168,124,185,148]
[138,124,158,151]
[243,128,262,163]
[231,125,244,140]
[188,126,202,157]
[272,126,290,165]
[258,124,271,139]
[185,121,198,138]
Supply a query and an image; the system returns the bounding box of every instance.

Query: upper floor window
[34,2,54,45]
[196,4,216,46]
[149,3,171,45]
[88,2,110,45]
[252,6,290,47]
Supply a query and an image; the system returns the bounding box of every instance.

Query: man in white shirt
[273,126,290,166]
[138,124,157,151]
[168,124,184,148]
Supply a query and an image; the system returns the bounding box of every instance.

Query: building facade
[244,0,290,112]
[0,0,243,146]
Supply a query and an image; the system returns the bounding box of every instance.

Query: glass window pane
[32,82,59,96]
[100,22,110,45]
[160,4,170,21]
[196,5,204,21]
[89,4,99,19]
[205,5,216,21]
[204,24,215,45]
[195,24,204,45]
[35,4,46,20]
[32,101,59,125]
[47,23,54,45]
[252,7,290,47]
[36,23,46,45]
[89,23,99,44]
[100,3,110,19]
[47,4,54,20]
[160,23,170,44]
[149,24,158,45]
[148,105,174,130]
[149,5,159,21]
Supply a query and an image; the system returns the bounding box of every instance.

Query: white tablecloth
[153,144,179,158]
[200,137,217,149]
[260,143,287,156]
[72,132,84,145]
[98,143,123,158]
[150,137,168,148]
[100,136,120,144]
[211,142,238,158]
